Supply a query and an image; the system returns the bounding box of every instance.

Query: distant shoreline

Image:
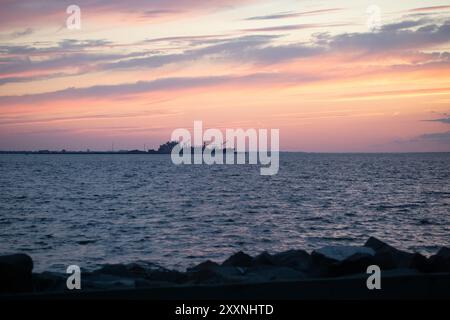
[0,151,449,155]
[0,150,162,155]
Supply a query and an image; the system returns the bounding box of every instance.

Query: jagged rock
[222,252,253,267]
[428,247,450,272]
[310,253,337,277]
[409,253,430,272]
[187,258,247,284]
[253,252,275,266]
[329,253,377,277]
[186,268,226,284]
[188,260,220,272]
[364,237,391,251]
[244,266,305,283]
[311,246,375,277]
[364,237,414,269]
[187,265,245,284]
[271,249,311,272]
[0,254,34,293]
[314,246,375,262]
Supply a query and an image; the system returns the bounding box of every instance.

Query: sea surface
[0,153,449,272]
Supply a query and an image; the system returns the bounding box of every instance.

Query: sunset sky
[1,0,450,152]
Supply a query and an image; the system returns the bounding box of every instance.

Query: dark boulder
[311,246,375,277]
[146,269,187,284]
[33,272,67,292]
[250,250,311,270]
[253,252,275,267]
[364,237,414,269]
[187,259,247,284]
[222,251,253,267]
[314,246,375,261]
[271,249,311,272]
[0,254,34,293]
[93,261,186,283]
[310,251,338,277]
[186,265,246,285]
[243,266,305,282]
[186,267,226,284]
[409,253,431,273]
[329,253,377,277]
[428,247,450,273]
[188,260,220,272]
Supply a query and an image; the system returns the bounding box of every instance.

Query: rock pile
[1,237,449,294]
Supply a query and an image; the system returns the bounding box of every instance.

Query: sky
[0,0,450,152]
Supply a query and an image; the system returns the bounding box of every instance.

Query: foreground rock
[0,254,33,293]
[364,236,415,269]
[428,247,450,273]
[310,246,375,276]
[1,237,449,295]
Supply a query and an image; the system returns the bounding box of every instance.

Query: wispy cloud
[0,0,256,29]
[245,8,343,21]
[0,76,227,105]
[0,109,179,126]
[417,131,450,141]
[409,5,450,13]
[0,72,321,106]
[317,20,450,54]
[423,115,450,124]
[2,19,450,88]
[9,28,34,39]
[241,23,349,32]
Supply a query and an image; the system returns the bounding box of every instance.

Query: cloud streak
[0,0,255,30]
[241,23,349,32]
[409,5,450,13]
[424,116,450,124]
[245,8,343,21]
[0,72,320,106]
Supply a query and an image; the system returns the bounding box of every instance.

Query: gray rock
[314,246,375,262]
[271,249,311,272]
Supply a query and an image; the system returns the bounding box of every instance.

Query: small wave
[375,203,421,211]
[417,219,441,226]
[77,239,97,245]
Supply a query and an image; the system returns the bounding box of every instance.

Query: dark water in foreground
[0,153,449,272]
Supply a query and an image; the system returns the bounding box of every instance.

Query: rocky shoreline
[1,237,449,298]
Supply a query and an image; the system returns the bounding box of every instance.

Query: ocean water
[0,153,449,272]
